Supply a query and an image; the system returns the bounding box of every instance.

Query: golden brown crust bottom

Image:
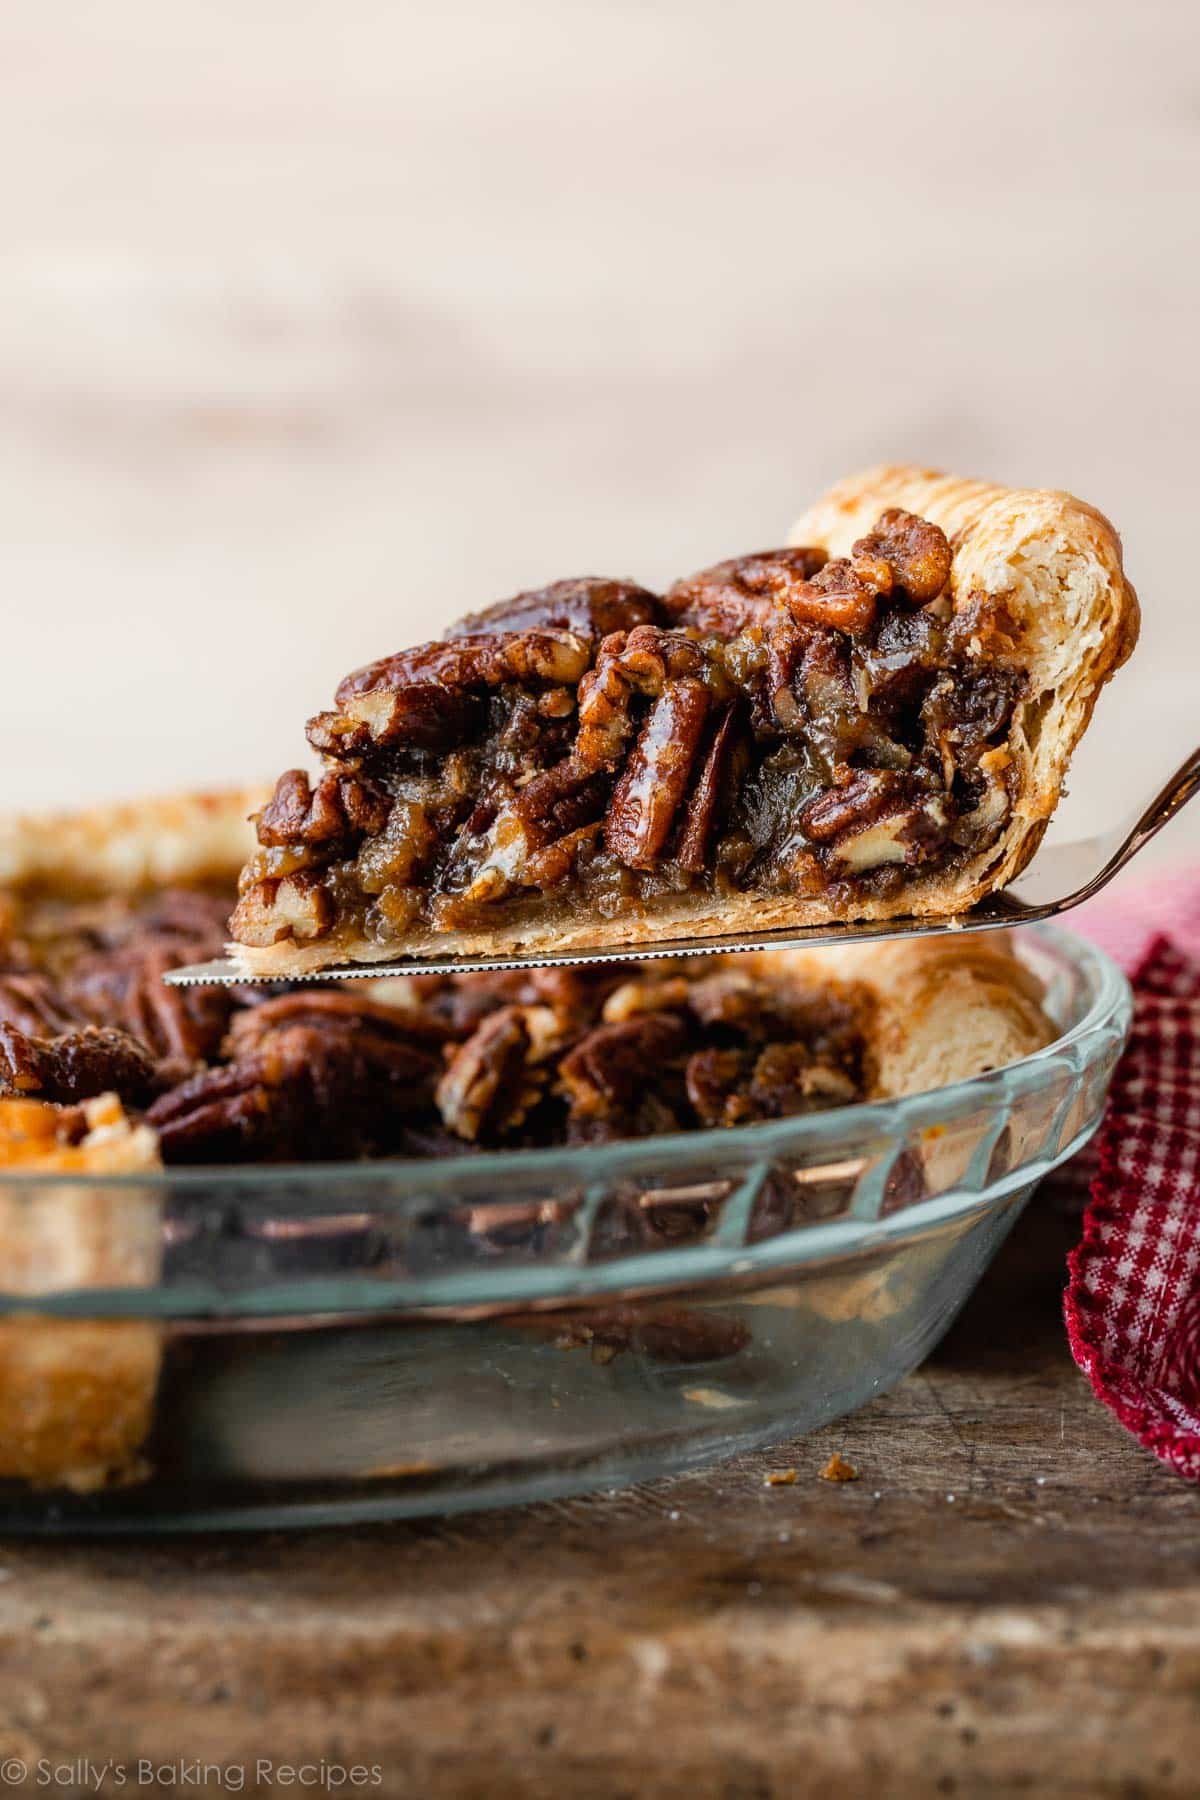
[229,464,1137,979]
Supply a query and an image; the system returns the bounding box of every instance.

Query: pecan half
[675,703,746,872]
[150,995,445,1163]
[224,989,453,1058]
[798,769,907,842]
[448,577,661,644]
[63,944,234,1068]
[799,769,948,875]
[435,1004,562,1143]
[0,973,80,1038]
[605,677,710,868]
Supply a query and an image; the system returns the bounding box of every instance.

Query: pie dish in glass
[0,899,1129,1530]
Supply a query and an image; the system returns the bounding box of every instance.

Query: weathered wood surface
[0,1183,1197,1797]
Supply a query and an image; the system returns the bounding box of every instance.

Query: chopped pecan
[662,547,828,637]
[0,1022,159,1106]
[798,769,907,842]
[799,632,912,776]
[685,969,773,1032]
[229,868,335,948]
[601,976,691,1024]
[573,627,709,772]
[355,799,438,894]
[684,1047,754,1127]
[784,559,881,636]
[455,761,610,905]
[779,512,950,638]
[851,509,951,604]
[747,1042,857,1114]
[852,604,946,711]
[448,577,661,644]
[604,677,710,868]
[685,1040,855,1127]
[312,630,594,762]
[255,769,390,848]
[921,661,1022,781]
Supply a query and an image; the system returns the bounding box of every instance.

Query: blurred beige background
[0,0,1196,861]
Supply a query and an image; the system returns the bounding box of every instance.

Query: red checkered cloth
[1063,872,1200,1481]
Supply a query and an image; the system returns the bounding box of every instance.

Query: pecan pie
[0,791,1056,1493]
[226,467,1138,977]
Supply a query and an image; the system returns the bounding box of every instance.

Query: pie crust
[0,790,262,1492]
[0,1094,163,1492]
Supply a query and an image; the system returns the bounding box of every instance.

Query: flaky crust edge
[0,786,270,897]
[0,1095,164,1492]
[767,934,1054,1100]
[231,464,1138,977]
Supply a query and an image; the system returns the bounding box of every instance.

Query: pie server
[163,746,1200,986]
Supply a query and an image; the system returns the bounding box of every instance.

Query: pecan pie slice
[227,468,1137,978]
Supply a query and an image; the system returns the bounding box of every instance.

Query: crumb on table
[819,1452,859,1483]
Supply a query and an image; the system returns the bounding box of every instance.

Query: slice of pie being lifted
[228,466,1139,978]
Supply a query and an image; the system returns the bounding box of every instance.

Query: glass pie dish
[0,925,1129,1533]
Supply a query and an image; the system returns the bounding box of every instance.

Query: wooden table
[1,1181,1197,1797]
